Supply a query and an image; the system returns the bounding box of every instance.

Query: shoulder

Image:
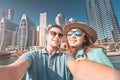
[90,48,106,53]
[60,50,72,56]
[24,50,40,56]
[87,48,106,56]
[59,51,75,59]
[18,50,42,60]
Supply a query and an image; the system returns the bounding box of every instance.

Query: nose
[54,34,62,39]
[70,33,76,37]
[55,34,59,38]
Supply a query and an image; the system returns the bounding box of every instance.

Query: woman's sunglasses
[67,30,83,36]
[49,31,63,38]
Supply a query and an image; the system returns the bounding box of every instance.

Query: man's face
[46,27,63,48]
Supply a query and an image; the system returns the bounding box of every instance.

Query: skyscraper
[55,13,66,27]
[86,0,120,43]
[68,18,76,23]
[39,12,49,47]
[106,0,120,42]
[7,9,14,21]
[17,14,36,51]
[0,18,18,51]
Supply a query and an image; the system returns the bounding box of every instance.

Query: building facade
[106,0,120,42]
[86,0,120,44]
[7,9,14,21]
[0,18,18,51]
[55,13,66,27]
[68,18,76,23]
[39,12,49,47]
[17,14,36,51]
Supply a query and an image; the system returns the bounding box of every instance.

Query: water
[109,56,120,70]
[0,56,17,65]
[0,56,26,80]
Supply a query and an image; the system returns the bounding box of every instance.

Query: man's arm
[0,60,29,80]
[67,60,120,80]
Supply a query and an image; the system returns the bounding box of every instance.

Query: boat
[0,51,12,59]
[17,51,27,58]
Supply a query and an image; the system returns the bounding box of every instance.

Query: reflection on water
[0,56,17,65]
[0,56,25,80]
[109,56,120,70]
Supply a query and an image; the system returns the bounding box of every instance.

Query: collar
[42,48,61,55]
[76,48,84,57]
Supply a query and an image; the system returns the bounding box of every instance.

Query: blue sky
[0,0,120,27]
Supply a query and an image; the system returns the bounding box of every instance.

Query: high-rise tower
[55,13,66,27]
[39,12,49,47]
[0,18,18,51]
[86,0,120,43]
[17,14,36,51]
[106,0,120,42]
[68,18,76,23]
[7,9,14,21]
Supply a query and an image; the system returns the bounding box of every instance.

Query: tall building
[68,18,76,23]
[36,26,40,46]
[55,13,66,47]
[0,9,14,21]
[86,0,120,43]
[17,14,36,51]
[0,18,18,51]
[55,13,66,27]
[39,12,49,47]
[7,9,14,21]
[106,0,120,42]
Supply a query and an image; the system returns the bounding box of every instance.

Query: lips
[69,39,77,43]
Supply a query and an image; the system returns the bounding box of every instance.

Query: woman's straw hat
[63,22,97,43]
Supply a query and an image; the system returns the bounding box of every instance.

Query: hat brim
[63,22,97,43]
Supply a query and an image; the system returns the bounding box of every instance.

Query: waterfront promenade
[107,50,120,57]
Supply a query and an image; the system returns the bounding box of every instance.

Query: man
[0,25,74,80]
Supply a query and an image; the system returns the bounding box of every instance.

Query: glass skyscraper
[86,0,120,43]
[17,14,36,51]
[39,12,49,47]
[0,18,18,51]
[55,13,66,27]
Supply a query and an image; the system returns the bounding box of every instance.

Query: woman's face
[66,28,86,48]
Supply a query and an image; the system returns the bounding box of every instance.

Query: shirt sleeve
[66,54,75,62]
[88,48,114,68]
[17,51,34,67]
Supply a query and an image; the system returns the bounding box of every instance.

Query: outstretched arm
[67,60,120,80]
[0,60,29,80]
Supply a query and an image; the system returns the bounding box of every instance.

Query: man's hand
[67,60,120,80]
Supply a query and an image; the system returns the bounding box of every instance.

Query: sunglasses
[67,30,83,36]
[49,31,63,38]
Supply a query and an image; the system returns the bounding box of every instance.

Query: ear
[83,39,86,43]
[46,34,48,39]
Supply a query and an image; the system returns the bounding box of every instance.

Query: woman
[63,22,114,68]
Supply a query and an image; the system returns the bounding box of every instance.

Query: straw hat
[63,22,97,43]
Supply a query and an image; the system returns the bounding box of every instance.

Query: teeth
[70,40,76,43]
